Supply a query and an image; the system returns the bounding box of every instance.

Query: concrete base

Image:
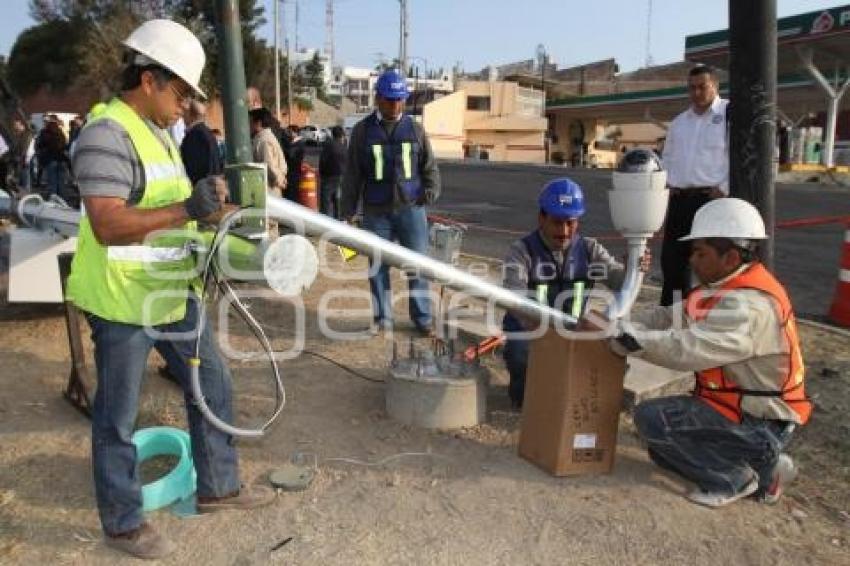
[385,368,488,430]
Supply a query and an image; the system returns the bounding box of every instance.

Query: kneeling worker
[502,176,650,408]
[611,198,812,507]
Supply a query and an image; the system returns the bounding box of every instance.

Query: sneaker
[761,454,797,505]
[196,484,277,514]
[104,523,175,560]
[687,476,759,508]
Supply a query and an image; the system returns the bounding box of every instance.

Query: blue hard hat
[538,178,586,219]
[375,70,409,101]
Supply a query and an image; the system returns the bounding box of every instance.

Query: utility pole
[325,0,334,73]
[644,0,654,67]
[281,0,293,125]
[728,0,777,269]
[399,0,409,75]
[295,0,300,52]
[274,0,281,119]
[537,44,548,164]
[287,37,293,125]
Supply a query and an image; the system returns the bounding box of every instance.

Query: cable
[301,349,384,383]
[323,452,451,468]
[189,207,286,438]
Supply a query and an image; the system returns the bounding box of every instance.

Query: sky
[1,1,845,74]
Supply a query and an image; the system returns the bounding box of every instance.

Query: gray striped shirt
[72,116,180,205]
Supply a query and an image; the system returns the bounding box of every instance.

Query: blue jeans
[634,395,795,495]
[85,296,240,535]
[17,165,30,191]
[44,161,65,196]
[362,206,432,328]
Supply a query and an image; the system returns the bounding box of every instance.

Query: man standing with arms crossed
[660,65,728,305]
[67,19,273,559]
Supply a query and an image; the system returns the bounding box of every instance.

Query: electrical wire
[191,207,286,437]
[301,349,384,383]
[323,452,451,468]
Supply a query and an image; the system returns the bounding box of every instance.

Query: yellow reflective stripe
[535,284,548,303]
[107,245,191,262]
[571,281,585,318]
[372,145,384,181]
[401,142,413,179]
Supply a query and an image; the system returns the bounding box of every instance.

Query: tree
[76,5,142,98]
[15,0,276,103]
[169,0,270,99]
[7,19,85,96]
[303,52,326,102]
[30,0,172,24]
[375,58,401,73]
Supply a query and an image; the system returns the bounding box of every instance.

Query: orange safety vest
[685,263,812,425]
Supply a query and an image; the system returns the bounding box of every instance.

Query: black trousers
[660,192,712,306]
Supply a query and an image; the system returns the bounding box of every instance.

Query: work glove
[608,331,642,358]
[184,175,227,220]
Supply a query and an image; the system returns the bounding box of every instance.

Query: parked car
[301,125,328,145]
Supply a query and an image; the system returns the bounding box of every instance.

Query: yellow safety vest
[66,98,200,325]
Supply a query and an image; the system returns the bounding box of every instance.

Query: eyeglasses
[169,82,193,105]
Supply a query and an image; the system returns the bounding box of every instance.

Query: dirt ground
[0,230,849,565]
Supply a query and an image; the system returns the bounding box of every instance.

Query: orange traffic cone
[298,163,318,211]
[828,225,850,326]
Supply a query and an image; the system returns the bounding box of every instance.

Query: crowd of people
[0,102,349,220]
[0,112,88,202]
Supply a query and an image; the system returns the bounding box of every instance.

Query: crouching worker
[501,177,650,408]
[610,198,812,508]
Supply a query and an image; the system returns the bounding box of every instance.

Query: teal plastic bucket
[132,427,197,512]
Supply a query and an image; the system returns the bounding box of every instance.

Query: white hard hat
[123,19,207,99]
[680,198,767,241]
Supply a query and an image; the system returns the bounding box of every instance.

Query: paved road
[431,162,850,319]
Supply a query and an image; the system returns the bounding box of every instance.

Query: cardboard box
[518,329,626,476]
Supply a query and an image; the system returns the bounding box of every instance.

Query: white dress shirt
[662,96,729,194]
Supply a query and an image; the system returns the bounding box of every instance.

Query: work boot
[104,522,175,560]
[196,484,277,514]
[368,320,393,336]
[760,454,797,505]
[687,476,759,508]
[414,322,436,338]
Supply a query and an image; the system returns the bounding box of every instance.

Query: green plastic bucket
[132,427,197,512]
